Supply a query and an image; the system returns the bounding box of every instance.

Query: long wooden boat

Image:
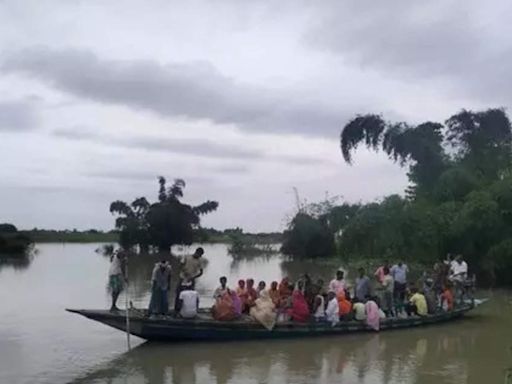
[66,302,480,342]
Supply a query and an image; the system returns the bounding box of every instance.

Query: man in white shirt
[108,250,126,312]
[450,255,468,304]
[178,284,199,319]
[325,291,339,326]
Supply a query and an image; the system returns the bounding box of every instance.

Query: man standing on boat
[149,260,172,315]
[174,247,206,311]
[391,261,409,303]
[108,249,127,312]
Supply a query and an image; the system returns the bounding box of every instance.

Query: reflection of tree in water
[279,259,341,283]
[0,248,35,272]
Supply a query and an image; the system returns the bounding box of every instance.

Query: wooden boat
[66,302,479,342]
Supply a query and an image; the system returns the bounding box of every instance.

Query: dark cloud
[3,47,345,136]
[0,100,38,131]
[306,1,512,102]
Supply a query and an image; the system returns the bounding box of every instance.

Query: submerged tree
[110,177,218,252]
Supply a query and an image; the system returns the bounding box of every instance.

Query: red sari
[288,290,310,322]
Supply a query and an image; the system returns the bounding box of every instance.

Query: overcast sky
[1,0,511,232]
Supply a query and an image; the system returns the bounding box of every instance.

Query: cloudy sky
[1,1,511,232]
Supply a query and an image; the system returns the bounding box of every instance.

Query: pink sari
[365,300,380,331]
[288,290,310,322]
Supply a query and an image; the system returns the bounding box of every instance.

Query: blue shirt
[391,264,409,284]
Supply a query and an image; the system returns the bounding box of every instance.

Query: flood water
[0,243,510,384]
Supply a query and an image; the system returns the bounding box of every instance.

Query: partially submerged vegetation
[0,223,31,254]
[283,108,512,286]
[23,229,118,243]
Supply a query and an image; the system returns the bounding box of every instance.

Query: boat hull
[67,304,473,342]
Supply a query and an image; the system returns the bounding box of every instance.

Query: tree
[110,177,218,252]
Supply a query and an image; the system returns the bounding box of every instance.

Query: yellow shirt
[410,293,428,316]
[180,255,206,281]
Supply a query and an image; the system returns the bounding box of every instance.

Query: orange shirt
[337,293,353,315]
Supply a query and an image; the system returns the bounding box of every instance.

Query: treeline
[196,227,283,244]
[282,108,512,286]
[0,224,31,253]
[23,229,119,243]
[110,176,218,252]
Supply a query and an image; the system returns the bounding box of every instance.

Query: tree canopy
[110,177,218,252]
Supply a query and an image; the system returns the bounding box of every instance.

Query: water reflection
[67,324,492,384]
[0,248,35,272]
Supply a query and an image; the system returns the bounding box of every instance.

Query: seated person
[250,290,277,330]
[441,284,454,311]
[337,290,353,320]
[213,276,229,299]
[268,281,280,306]
[212,289,238,321]
[287,281,310,322]
[257,280,267,296]
[352,298,366,321]
[313,289,326,321]
[236,279,248,312]
[365,295,381,331]
[245,279,259,312]
[325,291,339,326]
[423,279,438,314]
[177,284,199,319]
[406,287,428,316]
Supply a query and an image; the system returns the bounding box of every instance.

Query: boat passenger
[391,261,409,304]
[325,291,339,326]
[406,287,428,317]
[213,276,229,299]
[365,295,380,331]
[278,277,292,305]
[355,268,371,302]
[148,260,172,315]
[174,247,206,310]
[352,298,366,321]
[108,250,126,312]
[449,255,468,303]
[313,289,325,321]
[177,283,199,319]
[329,270,346,296]
[440,284,454,311]
[268,281,280,306]
[422,279,437,314]
[231,289,242,316]
[288,282,310,322]
[212,289,237,321]
[250,290,277,330]
[257,280,266,296]
[374,260,390,284]
[380,266,394,317]
[236,279,248,311]
[337,290,353,320]
[245,279,258,311]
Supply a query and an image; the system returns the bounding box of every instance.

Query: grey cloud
[53,126,329,165]
[305,1,512,101]
[0,100,38,131]
[3,47,344,136]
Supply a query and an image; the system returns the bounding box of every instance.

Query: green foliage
[281,213,335,259]
[0,223,31,254]
[110,177,218,252]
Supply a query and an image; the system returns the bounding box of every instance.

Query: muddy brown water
[0,243,509,384]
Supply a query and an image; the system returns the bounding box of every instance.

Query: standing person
[329,270,346,295]
[423,279,437,314]
[355,268,371,302]
[177,284,199,319]
[325,291,339,326]
[213,276,228,299]
[374,260,390,284]
[148,260,172,315]
[174,247,206,310]
[391,261,409,304]
[449,255,468,304]
[381,266,394,317]
[108,250,126,312]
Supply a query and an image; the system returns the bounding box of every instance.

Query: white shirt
[108,256,122,276]
[353,302,366,320]
[451,261,468,277]
[325,298,339,325]
[179,290,199,318]
[329,279,346,295]
[314,295,325,318]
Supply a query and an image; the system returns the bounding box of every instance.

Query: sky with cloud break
[1,0,511,232]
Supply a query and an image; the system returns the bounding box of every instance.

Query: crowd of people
[107,247,471,332]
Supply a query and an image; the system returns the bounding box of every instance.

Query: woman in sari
[278,277,292,306]
[212,289,237,321]
[268,281,280,306]
[288,283,310,322]
[245,278,258,312]
[250,290,277,330]
[236,279,248,312]
[337,290,353,320]
[365,296,380,331]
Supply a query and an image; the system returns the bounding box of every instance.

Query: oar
[124,257,131,351]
